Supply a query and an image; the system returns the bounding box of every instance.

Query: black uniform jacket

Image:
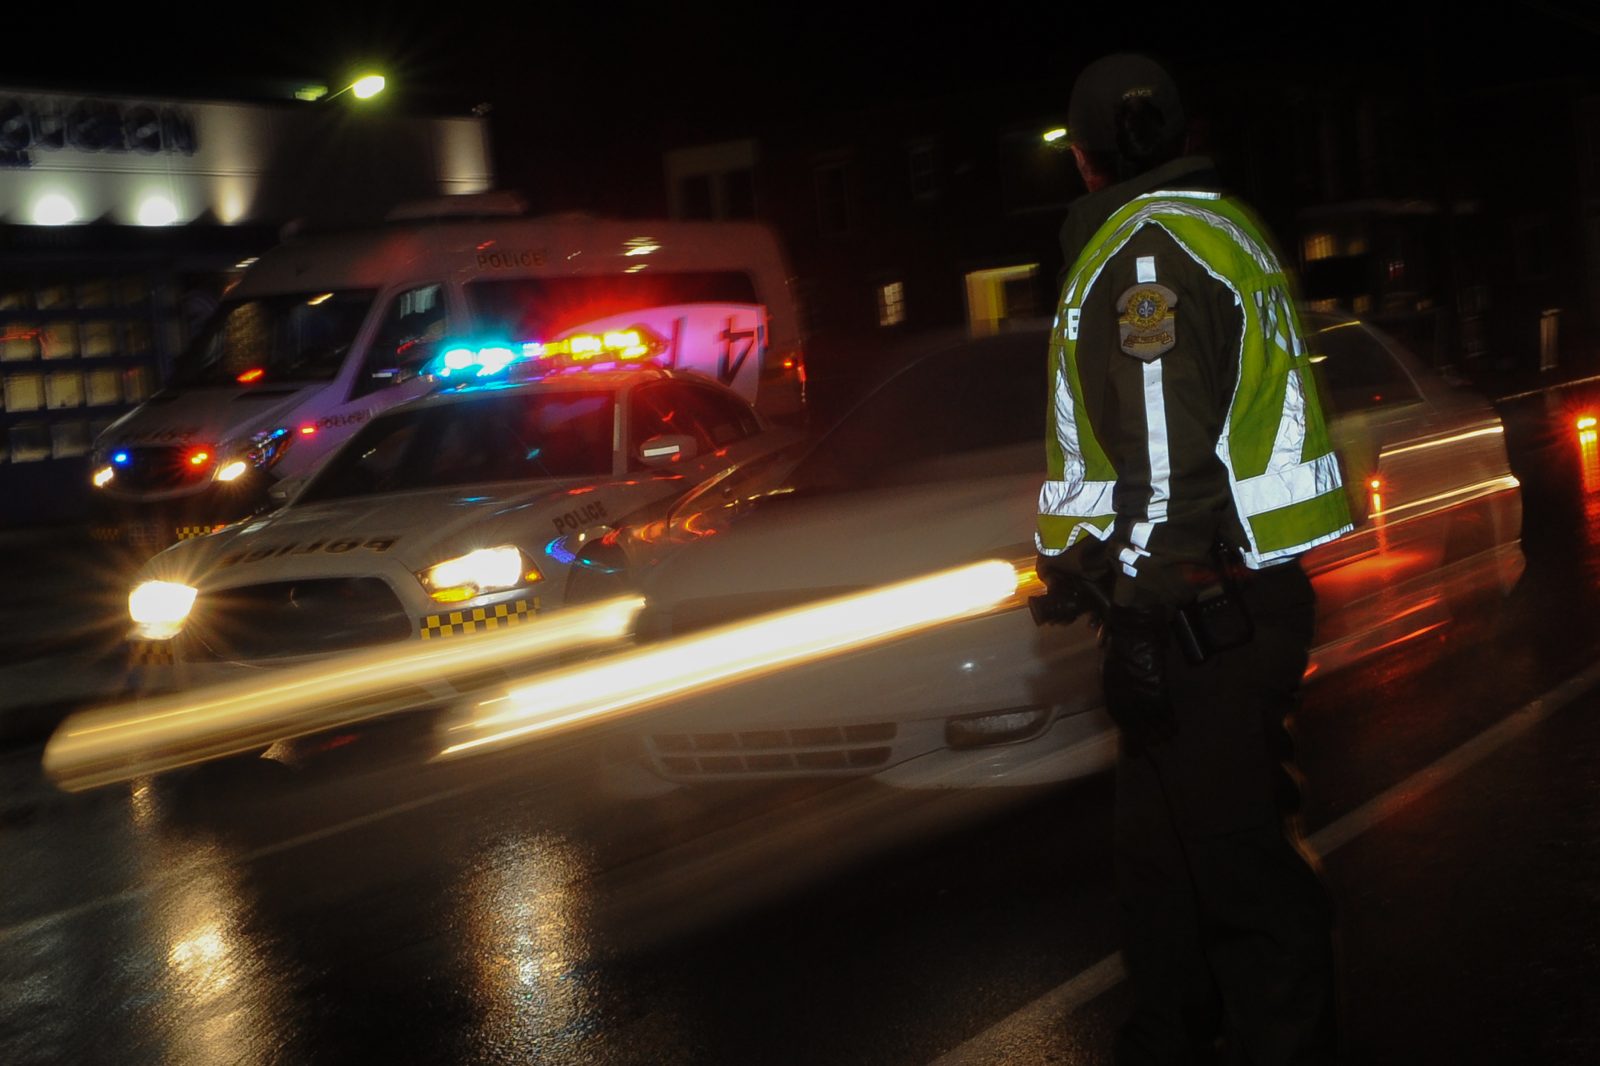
[1050,156,1255,610]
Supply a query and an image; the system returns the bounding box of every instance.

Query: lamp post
[295,74,387,103]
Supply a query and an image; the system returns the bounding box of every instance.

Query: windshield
[788,330,1048,494]
[170,290,377,387]
[298,389,617,503]
[466,272,757,340]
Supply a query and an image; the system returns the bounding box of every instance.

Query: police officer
[1035,54,1352,1065]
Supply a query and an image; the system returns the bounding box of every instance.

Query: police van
[87,193,807,553]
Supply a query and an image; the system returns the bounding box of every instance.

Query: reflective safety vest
[1037,190,1353,569]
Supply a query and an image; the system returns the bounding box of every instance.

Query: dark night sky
[6,2,1600,210]
[9,3,1599,114]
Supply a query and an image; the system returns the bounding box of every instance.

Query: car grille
[646,722,897,778]
[189,578,412,660]
[113,446,210,492]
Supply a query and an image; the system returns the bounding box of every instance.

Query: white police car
[124,341,803,686]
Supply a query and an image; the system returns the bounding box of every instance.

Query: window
[1303,233,1336,262]
[353,284,449,398]
[628,382,712,462]
[1306,321,1422,413]
[301,390,617,502]
[678,384,760,446]
[791,331,1048,493]
[170,290,376,387]
[5,422,49,462]
[878,281,905,327]
[4,373,42,412]
[45,371,82,409]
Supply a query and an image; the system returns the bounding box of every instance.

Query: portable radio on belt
[1172,542,1254,664]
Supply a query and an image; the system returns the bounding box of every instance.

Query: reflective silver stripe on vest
[1129,196,1280,276]
[1052,361,1091,493]
[1267,367,1309,479]
[1039,477,1118,519]
[1142,359,1171,523]
[1233,452,1344,518]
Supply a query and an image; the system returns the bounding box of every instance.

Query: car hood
[97,386,318,453]
[639,467,1042,618]
[145,477,605,587]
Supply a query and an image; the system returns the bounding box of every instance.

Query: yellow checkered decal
[89,525,122,542]
[128,640,176,666]
[175,524,226,540]
[421,598,538,640]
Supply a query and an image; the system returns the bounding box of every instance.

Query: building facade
[0,86,491,526]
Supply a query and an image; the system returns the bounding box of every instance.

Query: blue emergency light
[427,325,668,384]
[112,451,130,465]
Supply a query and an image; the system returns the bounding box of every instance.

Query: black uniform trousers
[1111,561,1338,1066]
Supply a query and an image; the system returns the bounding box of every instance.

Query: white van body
[88,197,805,552]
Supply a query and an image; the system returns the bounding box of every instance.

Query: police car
[88,200,806,556]
[124,334,804,688]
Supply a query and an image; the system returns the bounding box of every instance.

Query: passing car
[125,363,803,690]
[600,313,1523,791]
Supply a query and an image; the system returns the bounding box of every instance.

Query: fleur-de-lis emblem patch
[1116,283,1178,361]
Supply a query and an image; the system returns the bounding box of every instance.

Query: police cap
[1066,53,1185,158]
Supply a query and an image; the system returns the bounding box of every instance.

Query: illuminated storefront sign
[0,95,198,168]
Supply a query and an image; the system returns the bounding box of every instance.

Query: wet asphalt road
[2,388,1599,1065]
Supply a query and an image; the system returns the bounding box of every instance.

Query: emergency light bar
[428,325,668,382]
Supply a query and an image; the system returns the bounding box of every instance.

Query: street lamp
[295,74,387,103]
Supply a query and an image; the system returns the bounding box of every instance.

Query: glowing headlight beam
[129,581,198,638]
[439,560,1026,761]
[42,595,644,792]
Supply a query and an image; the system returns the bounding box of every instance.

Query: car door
[622,380,743,511]
[1301,317,1518,668]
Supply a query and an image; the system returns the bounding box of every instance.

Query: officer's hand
[1033,553,1111,630]
[1102,604,1177,748]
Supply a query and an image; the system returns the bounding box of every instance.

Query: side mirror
[369,367,416,387]
[370,338,441,386]
[268,475,308,506]
[638,433,698,469]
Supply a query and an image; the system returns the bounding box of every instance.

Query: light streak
[1368,475,1521,520]
[42,596,644,792]
[439,560,1026,760]
[1377,423,1504,459]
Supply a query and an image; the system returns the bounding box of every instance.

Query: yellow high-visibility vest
[1037,190,1352,568]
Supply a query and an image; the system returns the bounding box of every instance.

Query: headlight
[214,428,293,483]
[417,546,540,603]
[129,581,198,639]
[215,460,249,483]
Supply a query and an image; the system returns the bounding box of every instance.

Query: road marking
[927,654,1600,1066]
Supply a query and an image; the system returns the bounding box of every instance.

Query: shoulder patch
[1115,283,1178,362]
